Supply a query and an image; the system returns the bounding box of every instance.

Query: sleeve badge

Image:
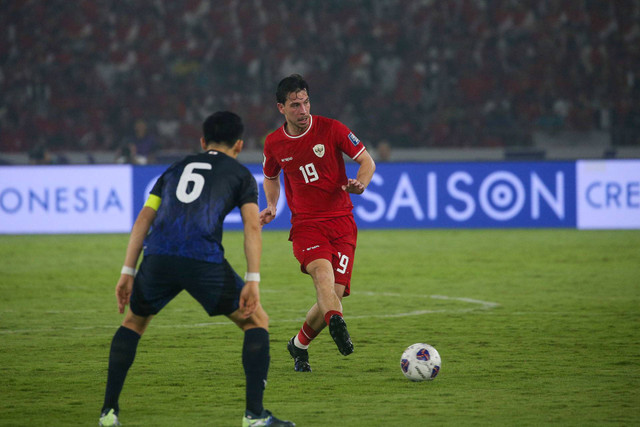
[348,132,361,146]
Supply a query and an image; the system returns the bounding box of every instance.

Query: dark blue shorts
[130,254,245,317]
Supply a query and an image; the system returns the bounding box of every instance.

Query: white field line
[0,292,499,335]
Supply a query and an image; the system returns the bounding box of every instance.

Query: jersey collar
[282,115,313,139]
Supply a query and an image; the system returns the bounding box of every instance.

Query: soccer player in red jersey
[260,74,376,371]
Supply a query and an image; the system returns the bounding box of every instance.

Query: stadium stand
[1,0,639,164]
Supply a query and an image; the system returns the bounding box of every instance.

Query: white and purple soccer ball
[400,343,441,382]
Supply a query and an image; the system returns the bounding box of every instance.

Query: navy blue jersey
[143,150,257,263]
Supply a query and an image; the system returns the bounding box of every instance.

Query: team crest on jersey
[348,132,361,146]
[313,144,325,158]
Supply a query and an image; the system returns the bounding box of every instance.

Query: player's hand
[342,178,366,194]
[259,206,276,226]
[239,281,260,318]
[115,275,134,314]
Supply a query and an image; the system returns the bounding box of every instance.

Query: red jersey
[263,115,366,223]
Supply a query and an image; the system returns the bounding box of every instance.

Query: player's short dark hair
[276,74,310,105]
[202,111,244,147]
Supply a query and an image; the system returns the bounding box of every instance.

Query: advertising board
[576,160,640,229]
[1,160,637,233]
[0,165,132,234]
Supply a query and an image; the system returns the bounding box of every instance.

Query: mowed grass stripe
[0,229,638,426]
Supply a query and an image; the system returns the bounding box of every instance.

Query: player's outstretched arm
[343,150,376,194]
[240,202,261,317]
[116,206,156,313]
[260,176,280,225]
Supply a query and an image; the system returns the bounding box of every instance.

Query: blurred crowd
[1,0,639,163]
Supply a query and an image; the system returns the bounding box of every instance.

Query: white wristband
[121,266,136,276]
[244,272,260,282]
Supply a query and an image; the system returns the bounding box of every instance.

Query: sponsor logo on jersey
[348,132,360,146]
[281,156,293,162]
[313,144,325,158]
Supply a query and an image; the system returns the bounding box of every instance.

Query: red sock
[296,322,320,346]
[324,310,343,326]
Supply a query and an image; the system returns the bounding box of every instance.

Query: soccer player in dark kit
[260,74,376,372]
[98,111,294,427]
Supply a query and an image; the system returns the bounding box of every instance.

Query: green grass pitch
[1,229,639,426]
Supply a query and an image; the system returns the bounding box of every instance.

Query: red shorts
[289,215,358,296]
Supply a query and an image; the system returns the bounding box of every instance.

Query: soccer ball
[400,343,441,381]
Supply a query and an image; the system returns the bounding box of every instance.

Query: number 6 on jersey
[176,162,212,203]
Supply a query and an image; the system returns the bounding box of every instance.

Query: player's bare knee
[234,306,269,331]
[251,306,269,329]
[306,258,332,275]
[121,313,151,336]
[309,266,334,289]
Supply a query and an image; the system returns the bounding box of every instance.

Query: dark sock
[102,326,141,415]
[242,328,270,415]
